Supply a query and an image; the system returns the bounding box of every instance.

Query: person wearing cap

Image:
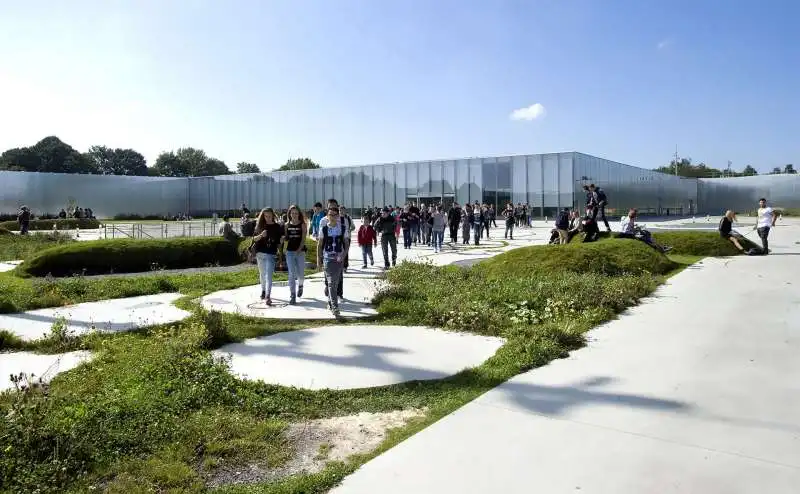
[374,207,398,269]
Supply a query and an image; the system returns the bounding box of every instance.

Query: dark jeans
[757,227,771,253]
[381,233,398,266]
[483,222,490,238]
[505,222,514,239]
[591,203,611,230]
[462,223,470,244]
[473,224,482,245]
[403,228,412,248]
[323,258,343,308]
[449,223,459,243]
[361,244,374,265]
[19,222,29,235]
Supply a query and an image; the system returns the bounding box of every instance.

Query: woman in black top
[253,208,284,305]
[719,210,746,252]
[284,205,307,305]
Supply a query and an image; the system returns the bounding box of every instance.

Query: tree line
[655,157,796,178]
[0,136,321,177]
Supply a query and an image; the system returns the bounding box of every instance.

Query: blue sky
[1,0,797,173]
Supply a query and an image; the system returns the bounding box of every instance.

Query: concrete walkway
[332,226,800,493]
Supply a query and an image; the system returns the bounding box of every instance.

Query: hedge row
[0,218,100,231]
[19,237,242,277]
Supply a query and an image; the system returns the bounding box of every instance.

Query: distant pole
[674,145,679,176]
[727,160,732,178]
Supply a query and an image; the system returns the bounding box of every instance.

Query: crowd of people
[222,190,778,318]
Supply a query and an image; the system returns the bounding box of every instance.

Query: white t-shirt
[757,207,774,228]
[319,216,351,239]
[619,216,635,234]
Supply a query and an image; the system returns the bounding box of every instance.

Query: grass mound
[0,218,100,232]
[19,237,242,277]
[652,231,759,256]
[0,231,74,262]
[0,228,12,236]
[478,239,678,279]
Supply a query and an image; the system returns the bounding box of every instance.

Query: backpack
[555,211,569,230]
[596,188,607,203]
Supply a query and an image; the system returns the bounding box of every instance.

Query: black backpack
[596,188,607,203]
[555,211,570,230]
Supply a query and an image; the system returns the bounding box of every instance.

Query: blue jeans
[285,250,305,297]
[255,252,276,296]
[432,230,444,251]
[361,244,374,265]
[323,258,343,309]
[403,229,412,248]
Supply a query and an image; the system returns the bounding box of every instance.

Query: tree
[151,147,230,177]
[741,165,758,176]
[0,136,95,174]
[237,162,260,174]
[275,157,320,172]
[784,164,796,174]
[654,157,726,178]
[770,167,782,175]
[0,147,40,171]
[85,145,148,176]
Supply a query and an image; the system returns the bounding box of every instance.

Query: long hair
[287,204,306,224]
[255,208,275,233]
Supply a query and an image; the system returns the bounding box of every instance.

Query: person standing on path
[318,198,347,302]
[472,202,484,245]
[374,207,398,269]
[17,206,31,235]
[447,203,462,244]
[357,214,377,268]
[589,184,611,232]
[317,205,345,317]
[431,205,446,253]
[252,208,284,305]
[310,202,325,239]
[461,204,472,245]
[503,203,515,240]
[754,198,776,255]
[283,205,307,305]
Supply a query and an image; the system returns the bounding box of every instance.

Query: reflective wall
[5,154,796,218]
[0,171,188,218]
[574,153,698,217]
[697,175,800,214]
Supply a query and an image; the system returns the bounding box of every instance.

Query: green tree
[0,147,40,171]
[741,165,758,176]
[654,157,726,178]
[85,146,148,176]
[784,164,796,174]
[152,147,230,177]
[276,157,321,171]
[237,161,260,173]
[0,136,95,174]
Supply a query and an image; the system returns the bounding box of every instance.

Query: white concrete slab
[201,279,380,320]
[331,226,800,493]
[0,350,92,391]
[0,293,191,341]
[0,260,23,272]
[214,325,504,390]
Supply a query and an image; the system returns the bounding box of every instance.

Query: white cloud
[657,38,673,50]
[509,103,546,121]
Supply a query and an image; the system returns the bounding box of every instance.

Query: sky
[0,0,798,173]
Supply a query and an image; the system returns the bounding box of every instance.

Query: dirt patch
[206,408,426,488]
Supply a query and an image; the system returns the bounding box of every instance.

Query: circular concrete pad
[0,350,92,391]
[214,325,505,390]
[201,280,380,320]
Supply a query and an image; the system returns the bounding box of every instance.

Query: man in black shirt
[374,207,398,269]
[447,203,462,243]
[589,184,611,232]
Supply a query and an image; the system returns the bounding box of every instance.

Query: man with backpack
[554,208,570,244]
[17,206,31,235]
[317,205,346,317]
[589,184,611,232]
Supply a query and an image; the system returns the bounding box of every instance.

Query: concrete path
[0,350,92,391]
[214,325,504,390]
[332,226,800,492]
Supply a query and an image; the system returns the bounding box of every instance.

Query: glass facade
[6,153,797,219]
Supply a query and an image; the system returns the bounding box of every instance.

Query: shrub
[651,231,759,256]
[19,237,242,277]
[0,218,100,231]
[477,239,678,279]
[0,227,11,235]
[112,213,164,221]
[0,231,75,261]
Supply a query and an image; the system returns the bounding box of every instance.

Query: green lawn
[0,231,74,262]
[0,235,724,493]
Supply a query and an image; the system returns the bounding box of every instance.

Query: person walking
[503,203,515,240]
[754,198,776,254]
[357,214,377,268]
[310,202,325,239]
[319,198,347,301]
[283,205,307,305]
[447,202,462,244]
[400,206,413,249]
[374,207,398,269]
[589,184,611,232]
[17,206,31,235]
[472,202,484,245]
[431,205,446,253]
[318,205,346,317]
[252,208,284,305]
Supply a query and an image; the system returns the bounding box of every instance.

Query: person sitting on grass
[581,208,600,243]
[219,215,240,242]
[719,210,756,255]
[618,208,671,253]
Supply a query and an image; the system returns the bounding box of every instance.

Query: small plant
[200,310,231,349]
[40,316,80,351]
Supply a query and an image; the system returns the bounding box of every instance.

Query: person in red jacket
[357,215,378,269]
